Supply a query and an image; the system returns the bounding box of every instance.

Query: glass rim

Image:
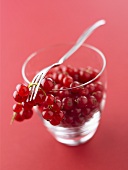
[21,43,106,91]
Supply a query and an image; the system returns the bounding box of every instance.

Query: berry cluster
[12,84,33,122]
[12,65,104,127]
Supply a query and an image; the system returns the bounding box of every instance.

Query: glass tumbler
[22,43,107,146]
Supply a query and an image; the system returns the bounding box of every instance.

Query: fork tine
[32,67,50,100]
[32,65,57,100]
[29,74,42,101]
[28,76,37,101]
[32,73,44,100]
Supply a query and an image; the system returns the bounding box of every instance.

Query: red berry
[23,109,33,119]
[14,111,24,122]
[88,96,98,108]
[45,73,54,79]
[91,68,99,79]
[52,72,60,83]
[70,81,81,93]
[34,90,46,105]
[65,115,74,124]
[70,107,82,117]
[23,101,33,110]
[93,91,103,102]
[58,65,67,72]
[52,84,61,96]
[82,107,91,116]
[95,81,104,91]
[52,99,62,112]
[13,103,23,113]
[16,84,29,97]
[13,91,27,102]
[76,96,88,108]
[42,109,54,120]
[79,87,89,96]
[59,87,71,98]
[86,83,95,93]
[54,111,64,121]
[72,68,80,81]
[66,65,75,76]
[50,116,60,126]
[79,70,91,83]
[45,94,55,106]
[41,78,55,92]
[75,115,86,125]
[58,73,65,83]
[62,75,73,87]
[62,97,74,110]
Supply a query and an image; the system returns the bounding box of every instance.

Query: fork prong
[29,74,41,101]
[32,67,50,100]
[32,73,44,100]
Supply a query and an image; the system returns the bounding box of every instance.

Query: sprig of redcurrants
[12,65,104,127]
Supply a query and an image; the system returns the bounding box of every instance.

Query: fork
[29,19,106,101]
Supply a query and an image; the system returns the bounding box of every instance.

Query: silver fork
[29,19,106,101]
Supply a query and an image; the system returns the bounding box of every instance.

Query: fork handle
[58,19,106,64]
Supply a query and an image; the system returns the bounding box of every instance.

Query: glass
[22,43,107,146]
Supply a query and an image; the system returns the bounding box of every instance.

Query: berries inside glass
[13,43,106,146]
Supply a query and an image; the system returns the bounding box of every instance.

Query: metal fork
[29,19,106,101]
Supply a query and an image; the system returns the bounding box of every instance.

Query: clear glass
[22,43,107,146]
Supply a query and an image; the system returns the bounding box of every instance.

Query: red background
[1,0,128,170]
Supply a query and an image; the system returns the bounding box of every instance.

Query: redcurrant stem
[10,112,17,125]
[28,83,38,88]
[28,83,46,96]
[39,87,46,96]
[48,105,52,109]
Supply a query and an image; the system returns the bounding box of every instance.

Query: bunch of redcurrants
[12,65,104,127]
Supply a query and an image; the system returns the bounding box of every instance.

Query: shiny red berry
[52,99,61,112]
[82,107,91,116]
[54,111,64,121]
[13,91,27,102]
[70,81,81,93]
[41,78,55,92]
[88,95,98,108]
[93,91,103,102]
[42,109,54,120]
[50,116,60,126]
[95,81,104,91]
[79,87,89,96]
[23,101,33,110]
[75,115,86,125]
[76,96,88,108]
[45,94,55,106]
[14,112,24,122]
[65,115,74,124]
[23,109,33,119]
[66,65,75,76]
[13,103,23,113]
[91,68,99,79]
[62,97,74,110]
[79,70,91,83]
[73,68,80,81]
[58,73,65,83]
[62,75,73,87]
[16,84,29,97]
[70,107,82,117]
[86,83,95,93]
[34,90,46,105]
[52,84,61,96]
[59,87,71,99]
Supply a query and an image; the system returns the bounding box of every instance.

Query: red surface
[1,0,128,170]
